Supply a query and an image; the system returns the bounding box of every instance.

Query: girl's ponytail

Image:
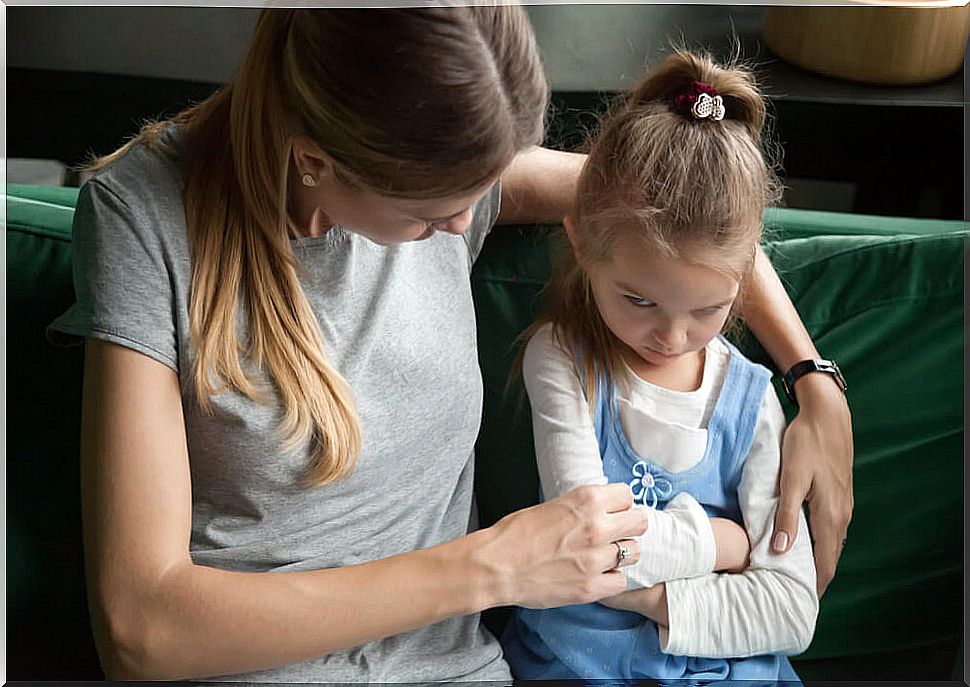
[628,49,766,142]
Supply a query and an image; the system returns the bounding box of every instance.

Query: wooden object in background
[764,1,969,85]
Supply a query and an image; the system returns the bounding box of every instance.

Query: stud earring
[301,173,316,187]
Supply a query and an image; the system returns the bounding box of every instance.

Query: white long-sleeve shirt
[523,324,818,657]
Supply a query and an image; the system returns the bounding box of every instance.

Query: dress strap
[707,336,773,477]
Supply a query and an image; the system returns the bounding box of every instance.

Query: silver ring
[613,541,630,568]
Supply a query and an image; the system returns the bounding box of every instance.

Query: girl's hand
[600,584,669,626]
[772,374,854,597]
[478,483,647,609]
[710,518,751,573]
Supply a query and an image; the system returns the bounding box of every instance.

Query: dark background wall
[7,5,965,219]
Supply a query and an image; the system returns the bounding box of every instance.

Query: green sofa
[6,182,967,681]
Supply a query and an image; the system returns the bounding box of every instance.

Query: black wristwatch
[782,359,847,405]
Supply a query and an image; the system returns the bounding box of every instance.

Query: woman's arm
[497,146,585,224]
[81,339,648,680]
[744,249,854,597]
[604,389,819,658]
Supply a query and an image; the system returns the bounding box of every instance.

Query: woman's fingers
[808,490,852,597]
[599,481,637,512]
[569,483,648,543]
[603,538,640,572]
[772,457,812,554]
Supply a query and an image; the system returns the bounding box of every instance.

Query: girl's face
[585,232,741,369]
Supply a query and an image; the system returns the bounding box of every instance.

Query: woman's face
[304,172,497,246]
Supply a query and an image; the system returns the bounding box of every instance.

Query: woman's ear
[562,214,580,251]
[292,135,335,182]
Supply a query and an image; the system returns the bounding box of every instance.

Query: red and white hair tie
[673,81,725,121]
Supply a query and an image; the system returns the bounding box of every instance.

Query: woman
[49,7,852,683]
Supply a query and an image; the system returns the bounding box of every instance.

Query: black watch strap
[782,359,847,404]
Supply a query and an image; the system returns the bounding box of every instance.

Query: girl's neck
[621,344,706,393]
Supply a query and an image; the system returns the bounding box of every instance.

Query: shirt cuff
[658,576,693,655]
[624,492,717,589]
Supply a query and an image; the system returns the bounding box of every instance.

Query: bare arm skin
[80,339,648,680]
[710,518,751,573]
[498,146,585,224]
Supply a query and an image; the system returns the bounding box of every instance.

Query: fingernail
[772,531,789,552]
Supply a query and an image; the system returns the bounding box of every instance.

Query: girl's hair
[90,7,549,486]
[529,48,782,405]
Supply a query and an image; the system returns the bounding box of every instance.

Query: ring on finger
[613,541,630,569]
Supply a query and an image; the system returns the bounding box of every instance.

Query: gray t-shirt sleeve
[48,178,180,372]
[461,179,502,265]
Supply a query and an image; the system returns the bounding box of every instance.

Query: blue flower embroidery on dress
[629,460,673,509]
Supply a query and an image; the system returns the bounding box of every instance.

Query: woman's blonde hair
[529,49,781,405]
[90,7,549,485]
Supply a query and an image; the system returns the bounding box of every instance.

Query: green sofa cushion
[471,218,966,680]
[6,185,99,678]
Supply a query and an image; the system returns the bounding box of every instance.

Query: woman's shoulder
[74,123,191,259]
[84,122,187,215]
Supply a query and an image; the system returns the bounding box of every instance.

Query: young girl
[501,50,819,682]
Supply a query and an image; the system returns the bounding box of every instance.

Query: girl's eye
[624,295,655,307]
[698,306,726,316]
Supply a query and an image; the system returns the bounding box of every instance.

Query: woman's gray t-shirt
[49,127,512,683]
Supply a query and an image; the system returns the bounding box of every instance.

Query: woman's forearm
[743,247,820,373]
[100,530,503,680]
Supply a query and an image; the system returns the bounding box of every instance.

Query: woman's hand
[772,374,854,597]
[478,483,647,609]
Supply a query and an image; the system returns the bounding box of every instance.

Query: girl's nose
[654,323,687,351]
